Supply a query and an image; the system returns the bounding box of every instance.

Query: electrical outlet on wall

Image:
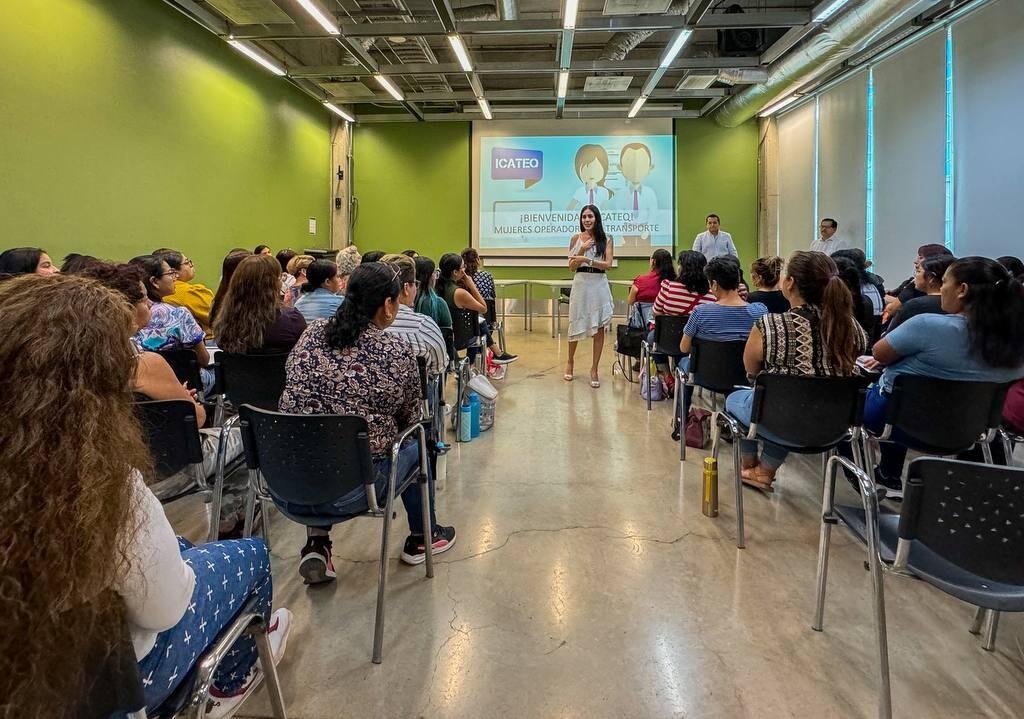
[308,217,316,234]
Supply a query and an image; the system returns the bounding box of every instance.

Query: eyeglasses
[160,270,180,278]
[405,279,420,289]
[182,258,194,267]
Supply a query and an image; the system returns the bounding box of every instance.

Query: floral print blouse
[279,320,421,457]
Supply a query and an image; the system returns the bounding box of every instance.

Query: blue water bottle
[459,401,472,442]
[469,392,481,438]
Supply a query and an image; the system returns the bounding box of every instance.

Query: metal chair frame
[673,338,749,462]
[135,398,212,513]
[640,314,689,411]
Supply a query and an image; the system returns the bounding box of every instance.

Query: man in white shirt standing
[809,218,849,255]
[692,214,737,260]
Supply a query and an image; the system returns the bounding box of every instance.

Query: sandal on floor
[590,373,600,388]
[740,466,775,492]
[564,365,574,382]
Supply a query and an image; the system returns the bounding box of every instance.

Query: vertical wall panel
[776,102,816,259]
[817,73,868,252]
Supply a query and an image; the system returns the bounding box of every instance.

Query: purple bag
[640,369,664,402]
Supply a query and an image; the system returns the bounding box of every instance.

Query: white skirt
[567,272,613,342]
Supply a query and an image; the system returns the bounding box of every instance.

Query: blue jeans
[724,388,792,470]
[838,383,908,480]
[137,537,271,713]
[273,440,436,535]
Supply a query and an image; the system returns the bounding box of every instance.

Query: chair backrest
[77,611,146,719]
[652,314,688,355]
[885,375,1010,455]
[155,348,203,394]
[135,399,204,477]
[216,352,289,411]
[485,298,498,324]
[238,405,375,506]
[900,457,1024,586]
[440,326,456,363]
[452,308,479,351]
[750,374,867,450]
[689,339,748,394]
[416,356,429,396]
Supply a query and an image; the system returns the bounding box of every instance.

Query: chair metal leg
[372,488,395,664]
[678,368,686,463]
[642,344,652,412]
[252,620,288,719]
[969,605,985,635]
[980,440,994,465]
[732,432,745,549]
[863,477,893,719]
[813,457,840,631]
[418,428,435,579]
[260,499,273,552]
[242,469,259,539]
[982,610,1000,651]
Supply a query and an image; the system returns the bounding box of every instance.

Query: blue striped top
[683,302,768,342]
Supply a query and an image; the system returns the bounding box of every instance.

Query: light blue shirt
[881,313,1024,393]
[294,288,343,322]
[692,230,737,260]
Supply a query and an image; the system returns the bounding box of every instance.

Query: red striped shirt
[653,280,715,316]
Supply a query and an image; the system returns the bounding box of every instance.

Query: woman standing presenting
[565,204,614,388]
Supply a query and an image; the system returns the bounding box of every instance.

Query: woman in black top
[885,253,955,332]
[213,254,307,354]
[747,256,789,313]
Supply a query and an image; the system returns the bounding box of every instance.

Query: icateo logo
[491,147,543,188]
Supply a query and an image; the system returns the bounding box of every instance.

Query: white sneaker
[205,608,292,719]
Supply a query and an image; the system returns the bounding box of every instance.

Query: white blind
[776,101,816,259]
[817,73,867,252]
[953,0,1024,260]
[872,30,946,283]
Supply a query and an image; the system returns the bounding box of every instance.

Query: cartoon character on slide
[567,144,614,211]
[618,142,658,244]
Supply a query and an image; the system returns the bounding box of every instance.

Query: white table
[494,279,531,329]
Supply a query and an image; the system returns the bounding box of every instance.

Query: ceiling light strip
[448,34,473,72]
[477,97,493,120]
[324,102,355,123]
[294,0,340,34]
[660,29,694,68]
[627,95,647,118]
[375,74,405,101]
[557,71,569,99]
[227,40,286,76]
[563,0,579,30]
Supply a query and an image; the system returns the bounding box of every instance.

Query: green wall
[352,117,759,295]
[0,0,330,287]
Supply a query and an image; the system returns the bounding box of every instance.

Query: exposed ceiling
[161,0,973,122]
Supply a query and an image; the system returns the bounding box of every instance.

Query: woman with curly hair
[0,274,290,718]
[214,254,306,354]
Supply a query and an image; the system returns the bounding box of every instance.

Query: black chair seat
[835,504,1024,611]
[724,413,855,456]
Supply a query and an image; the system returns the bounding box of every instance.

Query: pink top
[632,271,664,304]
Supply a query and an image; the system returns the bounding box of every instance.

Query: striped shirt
[653,280,715,317]
[385,304,449,375]
[683,302,768,342]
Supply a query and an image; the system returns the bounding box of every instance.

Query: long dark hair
[579,205,609,259]
[276,248,296,273]
[651,249,674,284]
[918,254,955,291]
[303,260,339,293]
[462,248,482,275]
[834,256,873,333]
[325,263,400,349]
[61,253,98,274]
[786,250,861,374]
[0,247,44,275]
[676,250,709,295]
[435,253,463,303]
[948,257,1024,368]
[997,255,1024,280]
[213,254,281,353]
[209,250,251,326]
[129,254,168,302]
[414,256,437,313]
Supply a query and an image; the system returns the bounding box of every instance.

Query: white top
[692,230,737,260]
[809,236,850,255]
[115,471,196,660]
[572,184,611,209]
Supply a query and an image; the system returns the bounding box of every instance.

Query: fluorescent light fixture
[659,29,693,68]
[323,102,355,123]
[375,74,405,101]
[758,94,803,117]
[812,0,851,23]
[563,0,579,29]
[557,71,569,98]
[627,95,647,118]
[477,97,493,120]
[295,0,340,34]
[447,34,473,72]
[227,40,286,76]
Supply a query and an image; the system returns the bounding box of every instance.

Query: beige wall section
[330,118,352,249]
[758,117,780,258]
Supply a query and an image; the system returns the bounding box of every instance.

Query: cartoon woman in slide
[566,144,613,211]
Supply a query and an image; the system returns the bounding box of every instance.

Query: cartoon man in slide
[618,142,658,246]
[566,144,613,210]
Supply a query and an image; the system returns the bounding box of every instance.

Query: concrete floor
[169,322,1024,719]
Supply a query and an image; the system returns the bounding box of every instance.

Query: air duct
[452,3,501,21]
[716,67,769,85]
[598,0,691,61]
[714,0,925,127]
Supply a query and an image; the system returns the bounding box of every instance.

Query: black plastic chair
[210,352,290,543]
[440,327,456,369]
[674,339,749,460]
[237,405,433,664]
[640,314,689,411]
[135,399,208,503]
[485,298,507,354]
[450,309,481,438]
[813,456,1024,719]
[714,374,867,548]
[156,348,206,400]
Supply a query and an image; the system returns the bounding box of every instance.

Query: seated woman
[335,245,362,293]
[0,274,290,718]
[833,248,884,342]
[437,252,488,360]
[461,247,518,364]
[0,246,59,276]
[279,263,456,584]
[649,250,716,390]
[629,248,675,328]
[131,254,213,393]
[726,251,868,491]
[414,256,453,330]
[209,249,251,329]
[214,254,307,355]
[858,256,1024,497]
[881,243,952,324]
[747,256,790,313]
[834,256,877,338]
[382,255,449,375]
[294,259,344,322]
[677,256,768,410]
[884,253,955,332]
[153,248,216,336]
[283,254,314,306]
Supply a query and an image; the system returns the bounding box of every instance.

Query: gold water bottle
[702,457,719,517]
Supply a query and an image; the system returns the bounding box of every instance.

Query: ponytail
[949,256,1024,368]
[324,263,400,349]
[787,250,861,374]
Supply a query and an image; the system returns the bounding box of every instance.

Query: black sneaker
[299,538,336,584]
[875,469,903,501]
[492,352,519,365]
[401,526,457,565]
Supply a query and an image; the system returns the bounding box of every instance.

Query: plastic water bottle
[459,401,472,442]
[469,392,481,438]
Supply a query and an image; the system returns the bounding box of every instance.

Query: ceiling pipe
[713,0,927,127]
[453,4,500,21]
[598,0,691,61]
[716,67,769,84]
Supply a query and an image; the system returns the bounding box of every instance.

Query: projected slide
[475,130,675,257]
